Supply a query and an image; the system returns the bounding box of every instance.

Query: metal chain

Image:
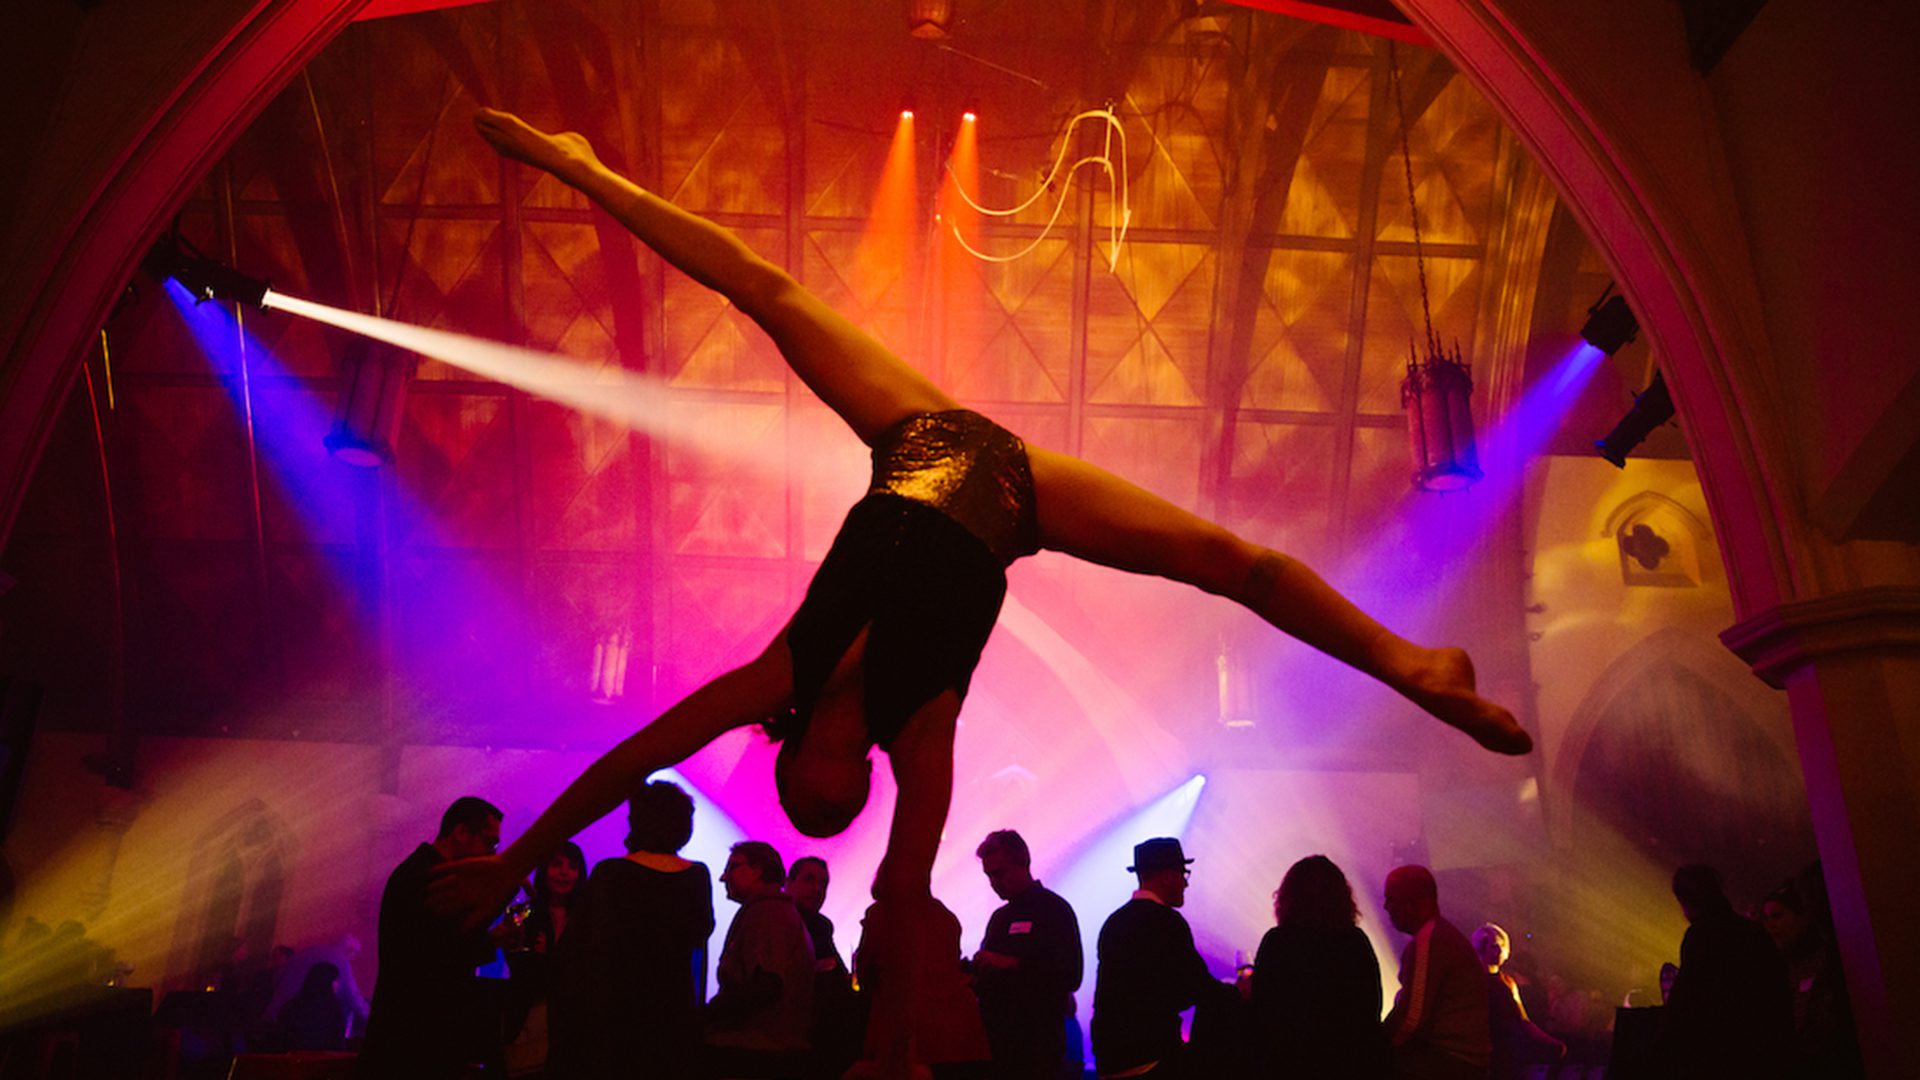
[1388,41,1438,360]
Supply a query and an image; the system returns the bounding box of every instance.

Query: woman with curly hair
[1251,855,1388,1078]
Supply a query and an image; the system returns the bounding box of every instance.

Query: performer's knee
[737,263,806,325]
[1232,548,1292,607]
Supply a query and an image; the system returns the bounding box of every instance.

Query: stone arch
[0,1,1801,622]
[167,799,297,989]
[0,0,367,545]
[1396,1,1797,615]
[1548,624,1799,847]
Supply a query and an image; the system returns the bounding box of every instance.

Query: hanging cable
[941,108,1133,269]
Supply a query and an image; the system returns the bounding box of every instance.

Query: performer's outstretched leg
[1027,447,1532,754]
[473,109,955,444]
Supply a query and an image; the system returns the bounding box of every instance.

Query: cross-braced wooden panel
[36,0,1533,753]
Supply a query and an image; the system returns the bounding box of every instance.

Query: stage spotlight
[141,233,271,309]
[901,109,914,120]
[908,0,953,38]
[1595,371,1675,468]
[1580,284,1639,355]
[324,342,413,467]
[962,110,976,123]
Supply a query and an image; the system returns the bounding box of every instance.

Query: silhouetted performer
[439,108,1532,1079]
[503,840,587,1073]
[279,961,350,1051]
[1251,855,1387,1078]
[1663,864,1791,1079]
[787,856,846,976]
[1382,865,1488,1080]
[1758,875,1863,1079]
[972,830,1083,1080]
[264,936,367,1040]
[359,796,510,1080]
[548,780,713,1080]
[1091,839,1221,1079]
[1469,923,1563,1080]
[527,840,586,955]
[787,855,861,1080]
[706,841,815,1077]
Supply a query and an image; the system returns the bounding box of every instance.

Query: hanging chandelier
[1390,43,1481,493]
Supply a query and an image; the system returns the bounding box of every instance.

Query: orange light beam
[854,111,919,308]
[934,112,982,372]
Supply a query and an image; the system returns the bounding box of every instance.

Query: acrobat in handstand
[435,106,1531,1071]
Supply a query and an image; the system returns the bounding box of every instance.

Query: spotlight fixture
[1595,371,1675,467]
[901,109,915,120]
[325,342,414,467]
[908,0,953,38]
[1580,283,1639,355]
[141,233,271,309]
[962,110,976,123]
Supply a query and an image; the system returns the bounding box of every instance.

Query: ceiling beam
[1222,0,1431,47]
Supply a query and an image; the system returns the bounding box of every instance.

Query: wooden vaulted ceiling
[4,0,1630,753]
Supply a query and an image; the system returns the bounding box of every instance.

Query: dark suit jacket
[976,882,1083,1067]
[357,843,498,1079]
[1091,897,1214,1075]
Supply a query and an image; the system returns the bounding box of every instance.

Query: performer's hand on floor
[426,853,521,933]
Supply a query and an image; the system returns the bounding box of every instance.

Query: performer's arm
[1050,904,1086,993]
[873,699,958,902]
[430,645,790,926]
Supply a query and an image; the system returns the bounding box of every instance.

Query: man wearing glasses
[1090,838,1219,1079]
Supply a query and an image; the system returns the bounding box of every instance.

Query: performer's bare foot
[473,107,596,175]
[1402,647,1533,755]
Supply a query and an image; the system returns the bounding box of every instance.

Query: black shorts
[772,493,1008,750]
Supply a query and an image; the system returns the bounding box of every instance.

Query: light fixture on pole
[1390,44,1481,493]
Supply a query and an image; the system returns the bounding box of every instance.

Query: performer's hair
[975,829,1031,866]
[1275,854,1360,930]
[626,780,696,853]
[1672,864,1730,914]
[438,796,502,839]
[1471,922,1510,957]
[731,840,787,888]
[535,841,588,909]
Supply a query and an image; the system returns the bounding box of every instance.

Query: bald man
[1382,866,1489,1080]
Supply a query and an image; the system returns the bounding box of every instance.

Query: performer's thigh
[1027,446,1257,595]
[752,284,957,445]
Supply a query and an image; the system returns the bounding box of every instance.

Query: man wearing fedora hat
[1090,838,1218,1078]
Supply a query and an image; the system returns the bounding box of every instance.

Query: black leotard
[774,410,1037,749]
